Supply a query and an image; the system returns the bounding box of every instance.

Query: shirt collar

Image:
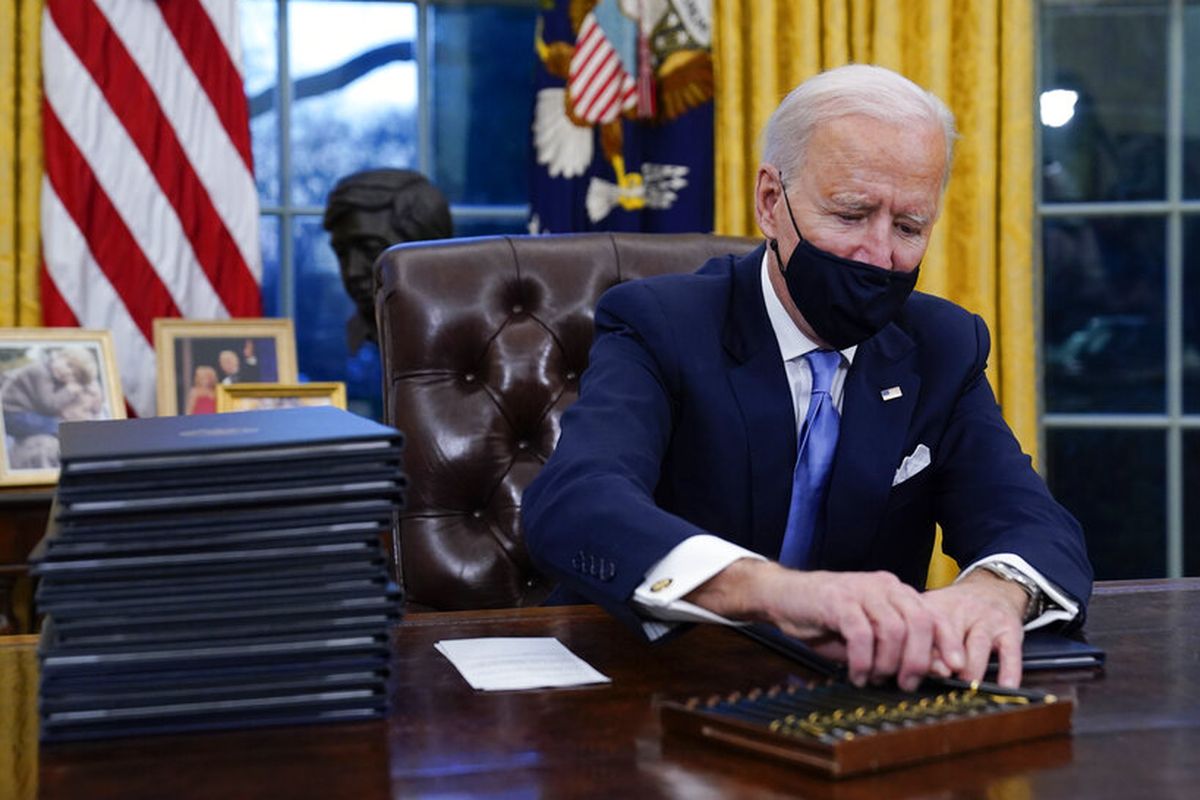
[760,250,857,365]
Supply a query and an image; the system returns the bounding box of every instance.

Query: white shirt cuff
[957,553,1080,630]
[631,535,767,639]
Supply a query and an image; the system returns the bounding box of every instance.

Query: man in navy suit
[522,65,1092,691]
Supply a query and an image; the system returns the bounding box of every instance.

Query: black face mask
[770,179,919,350]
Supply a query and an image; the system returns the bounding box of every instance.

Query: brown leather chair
[375,232,758,610]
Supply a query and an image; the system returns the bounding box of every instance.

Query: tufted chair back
[375,232,758,610]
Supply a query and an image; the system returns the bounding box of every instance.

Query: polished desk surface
[1,578,1199,799]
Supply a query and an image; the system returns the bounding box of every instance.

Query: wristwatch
[979,562,1045,622]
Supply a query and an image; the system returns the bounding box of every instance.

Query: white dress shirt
[630,253,1078,640]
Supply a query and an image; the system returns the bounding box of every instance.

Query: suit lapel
[723,247,796,557]
[817,324,919,568]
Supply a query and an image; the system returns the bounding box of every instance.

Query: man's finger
[961,625,993,682]
[994,627,1024,688]
[804,635,848,663]
[930,607,965,673]
[892,595,934,692]
[864,600,907,684]
[837,606,875,687]
[929,653,952,678]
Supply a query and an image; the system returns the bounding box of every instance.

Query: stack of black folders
[29,406,405,742]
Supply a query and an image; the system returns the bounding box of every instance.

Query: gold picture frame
[216,382,347,413]
[153,318,298,416]
[0,328,126,487]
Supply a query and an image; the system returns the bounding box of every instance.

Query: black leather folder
[742,623,1106,680]
[989,629,1106,674]
[57,405,403,475]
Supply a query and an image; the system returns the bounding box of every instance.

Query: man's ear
[753,164,782,240]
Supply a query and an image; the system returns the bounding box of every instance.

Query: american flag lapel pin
[880,386,903,402]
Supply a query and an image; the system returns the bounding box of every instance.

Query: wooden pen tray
[659,679,1073,778]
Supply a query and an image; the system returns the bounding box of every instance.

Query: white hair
[761,64,959,188]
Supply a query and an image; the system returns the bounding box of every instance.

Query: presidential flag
[530,0,714,234]
[40,0,261,417]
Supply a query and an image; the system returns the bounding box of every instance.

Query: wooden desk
[0,488,52,634]
[2,579,1198,799]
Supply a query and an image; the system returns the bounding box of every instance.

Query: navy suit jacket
[522,246,1093,635]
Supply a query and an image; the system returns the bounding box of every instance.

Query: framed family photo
[216,382,347,413]
[154,319,298,416]
[0,329,125,487]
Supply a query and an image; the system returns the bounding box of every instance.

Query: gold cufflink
[650,578,673,592]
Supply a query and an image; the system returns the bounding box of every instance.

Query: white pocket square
[892,444,931,487]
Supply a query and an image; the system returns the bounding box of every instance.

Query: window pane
[288,1,418,207]
[430,3,538,205]
[242,0,280,205]
[1043,215,1166,412]
[452,216,529,238]
[259,214,282,318]
[1185,215,1200,412]
[291,216,382,420]
[1045,428,1166,580]
[1183,1,1200,197]
[1186,432,1200,576]
[1040,1,1167,202]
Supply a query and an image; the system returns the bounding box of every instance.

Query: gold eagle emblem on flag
[533,0,713,223]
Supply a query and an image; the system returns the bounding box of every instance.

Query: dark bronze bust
[323,169,453,350]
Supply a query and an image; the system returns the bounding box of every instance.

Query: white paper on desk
[434,637,611,691]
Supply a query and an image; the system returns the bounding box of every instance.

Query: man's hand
[921,569,1028,688]
[686,559,963,691]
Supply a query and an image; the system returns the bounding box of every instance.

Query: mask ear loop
[777,173,806,242]
[770,168,806,272]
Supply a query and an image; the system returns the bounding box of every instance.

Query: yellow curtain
[713,1,1036,588]
[1,0,43,327]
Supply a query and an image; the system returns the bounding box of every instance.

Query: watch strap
[979,562,1045,622]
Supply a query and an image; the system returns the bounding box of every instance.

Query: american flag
[40,0,261,417]
[568,12,638,126]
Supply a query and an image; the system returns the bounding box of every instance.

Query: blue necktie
[779,350,842,569]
